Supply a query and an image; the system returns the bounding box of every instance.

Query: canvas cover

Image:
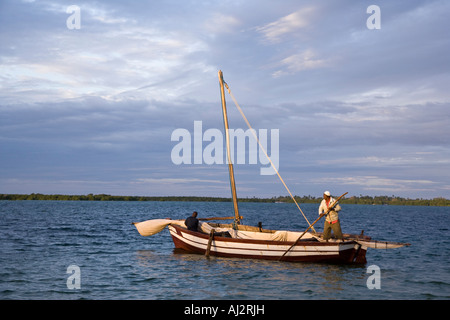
[133,219,315,242]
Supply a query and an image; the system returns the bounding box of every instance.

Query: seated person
[185,211,199,231]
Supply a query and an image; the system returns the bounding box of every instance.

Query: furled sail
[132,219,186,237]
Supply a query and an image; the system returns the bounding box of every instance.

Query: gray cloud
[1,0,449,198]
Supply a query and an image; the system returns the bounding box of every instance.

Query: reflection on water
[134,248,368,299]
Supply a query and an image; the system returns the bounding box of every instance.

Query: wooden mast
[218,70,240,225]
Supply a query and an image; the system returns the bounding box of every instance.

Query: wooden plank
[356,239,411,249]
[205,230,215,257]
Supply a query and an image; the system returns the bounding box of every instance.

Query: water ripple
[0,201,449,299]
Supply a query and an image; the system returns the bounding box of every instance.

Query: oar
[279,192,348,261]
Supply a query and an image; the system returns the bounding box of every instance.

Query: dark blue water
[0,200,449,300]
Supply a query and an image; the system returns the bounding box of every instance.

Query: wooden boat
[133,70,410,264]
[168,224,371,264]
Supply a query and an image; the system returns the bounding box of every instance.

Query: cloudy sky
[1,0,449,199]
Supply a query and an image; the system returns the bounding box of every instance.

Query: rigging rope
[223,81,315,232]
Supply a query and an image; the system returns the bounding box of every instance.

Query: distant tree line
[0,193,449,206]
[285,195,450,207]
[0,193,239,202]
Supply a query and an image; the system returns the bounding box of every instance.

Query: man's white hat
[323,191,331,196]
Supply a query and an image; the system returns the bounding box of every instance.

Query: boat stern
[352,243,367,264]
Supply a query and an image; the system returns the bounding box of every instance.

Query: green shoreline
[1,193,449,206]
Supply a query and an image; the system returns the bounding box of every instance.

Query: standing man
[318,191,343,241]
[185,211,199,232]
